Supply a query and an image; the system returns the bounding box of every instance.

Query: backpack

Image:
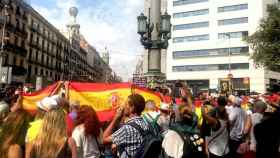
[143,113,162,137]
[172,129,204,158]
[128,122,163,158]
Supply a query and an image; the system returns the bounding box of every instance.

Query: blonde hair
[0,110,32,158]
[31,108,67,158]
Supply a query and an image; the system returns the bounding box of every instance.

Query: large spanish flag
[22,82,61,115]
[22,82,161,122]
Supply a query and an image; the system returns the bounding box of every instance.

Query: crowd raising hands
[0,82,279,158]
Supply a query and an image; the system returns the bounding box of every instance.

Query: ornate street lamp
[137,0,171,87]
[137,11,171,49]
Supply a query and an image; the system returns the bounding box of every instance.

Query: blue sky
[29,0,144,81]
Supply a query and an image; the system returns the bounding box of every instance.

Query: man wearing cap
[246,100,267,156]
[226,96,247,158]
[157,102,171,136]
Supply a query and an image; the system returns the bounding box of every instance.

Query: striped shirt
[112,116,149,157]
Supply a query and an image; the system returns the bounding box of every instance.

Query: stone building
[0,0,29,85]
[27,4,70,84]
[0,1,113,86]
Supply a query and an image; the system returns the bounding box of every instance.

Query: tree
[246,5,280,71]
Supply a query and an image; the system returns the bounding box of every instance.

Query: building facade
[167,0,280,94]
[80,36,112,82]
[27,4,71,84]
[1,1,113,87]
[0,0,29,85]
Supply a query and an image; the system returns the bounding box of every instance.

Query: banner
[22,82,161,122]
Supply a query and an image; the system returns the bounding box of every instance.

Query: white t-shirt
[227,106,247,141]
[250,113,263,151]
[72,125,100,158]
[162,130,184,158]
[206,120,230,156]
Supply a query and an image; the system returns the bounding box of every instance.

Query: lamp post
[0,0,9,71]
[225,33,233,94]
[0,0,10,86]
[137,0,171,86]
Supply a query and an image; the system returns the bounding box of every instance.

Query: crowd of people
[0,82,280,158]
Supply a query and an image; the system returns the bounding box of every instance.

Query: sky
[29,0,145,81]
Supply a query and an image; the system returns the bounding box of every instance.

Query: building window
[173,21,209,30]
[218,4,248,13]
[35,51,38,61]
[41,54,43,63]
[172,63,249,72]
[20,59,24,66]
[40,69,43,75]
[173,34,209,43]
[16,6,21,15]
[173,0,208,6]
[18,38,22,47]
[22,23,25,31]
[16,19,20,28]
[14,36,18,46]
[218,31,248,39]
[13,56,17,65]
[35,67,38,75]
[28,65,31,76]
[218,17,248,26]
[46,56,49,66]
[30,33,33,43]
[29,50,32,60]
[173,46,249,58]
[174,9,209,18]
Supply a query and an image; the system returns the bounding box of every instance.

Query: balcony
[12,65,27,76]
[3,43,27,57]
[15,26,28,38]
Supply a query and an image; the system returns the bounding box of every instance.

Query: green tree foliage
[246,5,280,71]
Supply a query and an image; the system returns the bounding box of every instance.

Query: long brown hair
[30,108,67,158]
[0,109,32,158]
[76,105,101,137]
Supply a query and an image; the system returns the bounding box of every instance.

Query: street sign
[36,76,43,91]
[133,77,147,88]
[0,67,12,84]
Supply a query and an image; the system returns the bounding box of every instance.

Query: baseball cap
[36,97,59,112]
[160,102,170,111]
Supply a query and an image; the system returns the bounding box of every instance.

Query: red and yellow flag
[22,82,161,122]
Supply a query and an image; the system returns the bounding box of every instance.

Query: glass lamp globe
[137,13,148,35]
[160,12,171,34]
